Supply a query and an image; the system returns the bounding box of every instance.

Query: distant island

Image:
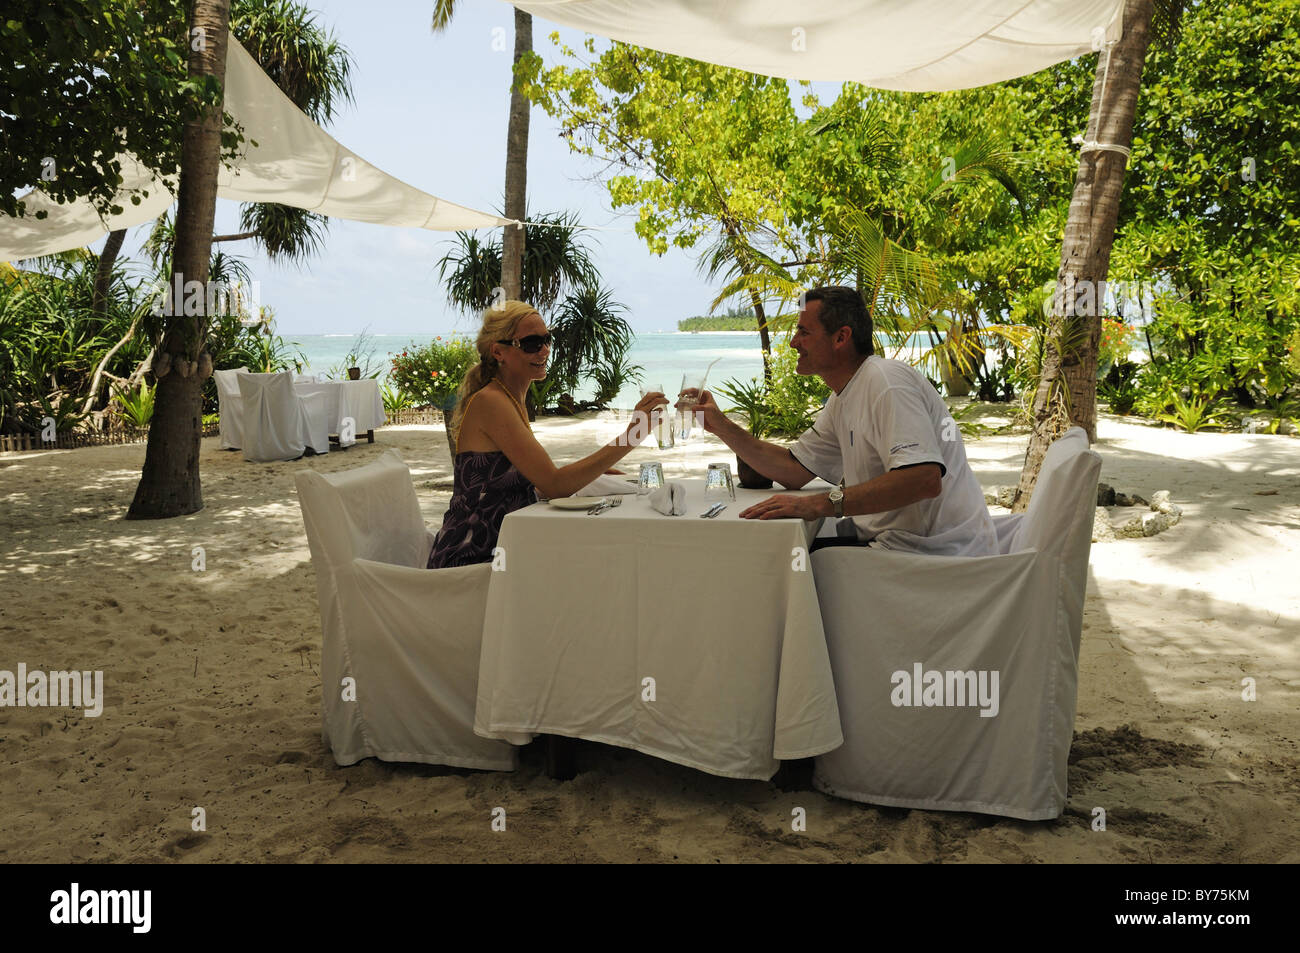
[678,311,757,332]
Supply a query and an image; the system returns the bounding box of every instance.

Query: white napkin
[577,473,651,497]
[649,481,687,516]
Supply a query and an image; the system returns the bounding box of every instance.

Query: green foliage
[388,337,477,410]
[715,376,771,438]
[327,329,383,379]
[545,284,637,407]
[0,257,154,429]
[717,338,829,439]
[436,210,600,314]
[0,0,242,219]
[1157,393,1226,433]
[678,308,755,332]
[1098,361,1142,415]
[589,350,643,408]
[111,381,155,428]
[20,392,89,435]
[380,383,416,415]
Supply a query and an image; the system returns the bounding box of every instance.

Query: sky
[99,0,835,338]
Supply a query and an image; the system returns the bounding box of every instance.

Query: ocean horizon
[286,329,943,410]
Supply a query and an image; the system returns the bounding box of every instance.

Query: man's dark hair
[804,286,873,356]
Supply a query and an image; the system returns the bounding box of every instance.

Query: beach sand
[1,410,1297,863]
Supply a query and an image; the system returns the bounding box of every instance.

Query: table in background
[293,379,385,445]
[474,477,844,780]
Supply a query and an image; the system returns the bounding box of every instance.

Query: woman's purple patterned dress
[427,450,538,569]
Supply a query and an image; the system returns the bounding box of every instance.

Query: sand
[1,409,1297,863]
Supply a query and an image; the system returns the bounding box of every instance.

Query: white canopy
[507,0,1125,91]
[0,35,510,262]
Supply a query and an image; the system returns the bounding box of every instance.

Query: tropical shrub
[1098,360,1141,415]
[717,338,829,439]
[381,383,417,415]
[389,336,477,410]
[111,381,156,428]
[1098,317,1138,373]
[546,284,637,408]
[1157,393,1225,433]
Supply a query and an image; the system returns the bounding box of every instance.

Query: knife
[699,502,724,518]
[706,504,727,518]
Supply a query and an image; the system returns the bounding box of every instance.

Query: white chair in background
[237,370,328,462]
[213,366,248,450]
[294,449,520,772]
[809,427,1102,820]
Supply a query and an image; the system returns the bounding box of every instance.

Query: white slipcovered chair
[237,371,330,462]
[294,449,520,772]
[213,366,247,450]
[810,427,1102,820]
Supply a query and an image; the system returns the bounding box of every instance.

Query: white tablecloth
[293,380,386,437]
[475,477,845,779]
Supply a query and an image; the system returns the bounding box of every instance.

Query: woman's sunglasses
[498,333,553,354]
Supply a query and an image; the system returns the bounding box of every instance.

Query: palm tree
[1011,0,1181,511]
[546,284,638,408]
[128,0,233,519]
[96,1,352,328]
[431,1,532,299]
[436,210,599,314]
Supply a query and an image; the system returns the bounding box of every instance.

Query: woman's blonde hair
[447,299,540,443]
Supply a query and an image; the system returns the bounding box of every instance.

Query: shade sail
[507,0,1125,91]
[0,34,510,261]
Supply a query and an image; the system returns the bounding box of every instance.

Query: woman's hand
[624,391,668,445]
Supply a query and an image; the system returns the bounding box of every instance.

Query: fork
[587,496,623,516]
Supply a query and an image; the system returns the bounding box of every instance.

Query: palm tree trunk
[749,290,772,384]
[501,8,531,301]
[1011,0,1154,513]
[92,228,126,321]
[128,0,231,519]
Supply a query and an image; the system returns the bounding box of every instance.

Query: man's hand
[676,387,724,434]
[739,493,830,521]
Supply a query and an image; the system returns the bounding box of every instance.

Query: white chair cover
[294,449,519,772]
[810,427,1102,819]
[236,371,312,462]
[213,366,247,450]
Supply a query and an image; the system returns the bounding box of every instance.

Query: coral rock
[1092,507,1116,542]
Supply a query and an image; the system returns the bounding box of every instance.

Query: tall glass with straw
[677,357,720,442]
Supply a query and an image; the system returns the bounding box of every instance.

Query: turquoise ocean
[291,330,936,411]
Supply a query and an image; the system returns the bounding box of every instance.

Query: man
[682,286,997,556]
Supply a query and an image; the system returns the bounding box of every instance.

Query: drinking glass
[638,462,665,490]
[705,462,735,501]
[676,373,698,441]
[640,383,674,449]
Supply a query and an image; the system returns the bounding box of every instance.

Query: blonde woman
[428,300,667,569]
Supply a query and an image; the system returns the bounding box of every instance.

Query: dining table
[292,378,385,446]
[473,475,845,780]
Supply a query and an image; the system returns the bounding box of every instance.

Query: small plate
[549,496,608,510]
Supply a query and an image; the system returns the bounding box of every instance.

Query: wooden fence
[1,422,221,454]
[0,410,451,454]
[383,407,447,427]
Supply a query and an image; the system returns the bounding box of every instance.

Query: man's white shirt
[789,355,997,556]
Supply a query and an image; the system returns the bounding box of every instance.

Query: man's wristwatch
[828,480,845,518]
